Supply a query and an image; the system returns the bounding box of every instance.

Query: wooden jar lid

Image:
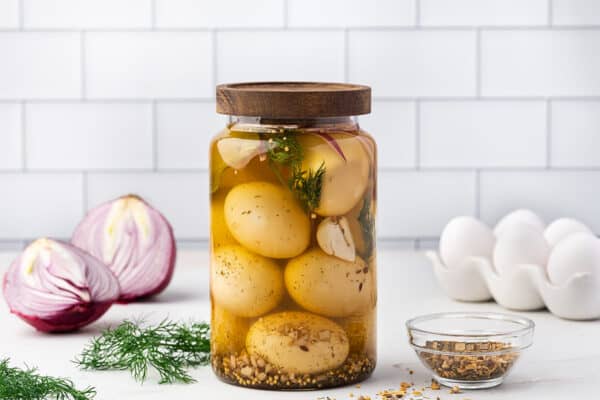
[216,82,371,118]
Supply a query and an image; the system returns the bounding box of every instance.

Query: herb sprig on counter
[265,130,325,212]
[74,319,210,385]
[0,358,95,400]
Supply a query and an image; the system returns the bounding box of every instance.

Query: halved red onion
[2,238,120,333]
[71,195,176,302]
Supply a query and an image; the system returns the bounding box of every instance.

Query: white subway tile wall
[481,30,600,97]
[0,0,598,247]
[217,31,345,83]
[553,0,600,26]
[480,171,600,233]
[359,101,416,168]
[23,0,153,29]
[26,103,154,170]
[551,101,600,167]
[0,0,19,28]
[85,32,213,98]
[156,102,226,170]
[349,30,477,97]
[86,172,209,240]
[0,33,81,99]
[420,101,547,167]
[0,104,22,169]
[156,0,285,28]
[0,174,83,239]
[288,0,415,27]
[420,0,548,26]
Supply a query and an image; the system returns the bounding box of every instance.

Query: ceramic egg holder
[428,211,600,320]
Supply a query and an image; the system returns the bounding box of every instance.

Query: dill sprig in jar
[209,82,377,390]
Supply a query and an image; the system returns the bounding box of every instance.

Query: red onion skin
[72,195,177,302]
[2,239,120,333]
[12,302,113,333]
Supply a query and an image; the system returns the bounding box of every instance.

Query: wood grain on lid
[216,82,371,118]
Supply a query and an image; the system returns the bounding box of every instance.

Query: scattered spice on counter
[417,341,519,382]
[319,374,477,400]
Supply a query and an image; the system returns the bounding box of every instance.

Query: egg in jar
[211,245,284,318]
[224,181,310,259]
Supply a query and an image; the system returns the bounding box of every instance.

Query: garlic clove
[217,138,264,170]
[316,216,356,262]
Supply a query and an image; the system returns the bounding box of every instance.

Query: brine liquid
[209,121,377,390]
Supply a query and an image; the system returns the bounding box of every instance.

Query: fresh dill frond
[74,319,210,385]
[289,162,326,212]
[0,358,95,400]
[266,131,303,167]
[265,130,326,212]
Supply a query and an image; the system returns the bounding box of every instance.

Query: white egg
[547,233,600,285]
[493,223,550,275]
[494,209,545,237]
[544,218,594,248]
[439,216,495,269]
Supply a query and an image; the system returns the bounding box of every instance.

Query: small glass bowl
[406,312,534,389]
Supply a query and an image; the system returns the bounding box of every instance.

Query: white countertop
[1,245,599,399]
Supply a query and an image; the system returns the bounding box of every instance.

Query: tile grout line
[474,169,481,218]
[548,0,554,26]
[20,101,26,171]
[343,28,349,82]
[476,28,482,97]
[5,97,600,104]
[151,0,157,29]
[283,0,289,28]
[415,0,421,27]
[2,166,600,175]
[18,0,24,29]
[212,29,218,87]
[80,31,86,99]
[152,100,158,171]
[546,99,552,168]
[82,171,88,214]
[3,25,600,33]
[414,100,421,169]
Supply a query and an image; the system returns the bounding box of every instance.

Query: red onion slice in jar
[71,195,176,302]
[2,238,120,333]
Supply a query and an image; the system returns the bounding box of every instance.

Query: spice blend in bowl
[407,312,534,389]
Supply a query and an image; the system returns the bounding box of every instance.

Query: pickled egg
[494,209,545,237]
[544,218,594,248]
[224,181,310,259]
[300,133,370,216]
[211,245,284,317]
[547,233,600,285]
[246,311,349,374]
[493,223,550,275]
[439,216,495,269]
[285,248,375,318]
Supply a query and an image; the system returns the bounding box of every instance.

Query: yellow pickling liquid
[209,122,377,389]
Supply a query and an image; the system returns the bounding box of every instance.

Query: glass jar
[209,82,377,390]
